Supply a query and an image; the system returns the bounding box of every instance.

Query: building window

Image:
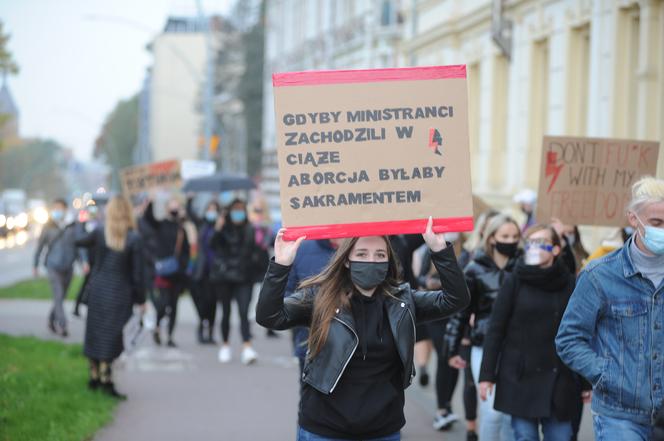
[489,54,509,189]
[527,38,549,189]
[614,4,640,138]
[567,23,591,136]
[468,62,481,185]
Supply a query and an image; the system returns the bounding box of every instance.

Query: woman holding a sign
[256,218,470,441]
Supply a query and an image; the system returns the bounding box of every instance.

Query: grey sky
[0,0,232,160]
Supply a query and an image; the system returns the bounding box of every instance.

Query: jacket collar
[621,236,640,279]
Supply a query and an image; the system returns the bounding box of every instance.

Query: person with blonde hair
[76,195,146,399]
[557,176,664,440]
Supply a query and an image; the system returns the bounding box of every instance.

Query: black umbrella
[182,172,256,193]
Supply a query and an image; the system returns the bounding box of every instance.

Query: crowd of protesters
[32,190,271,399]
[31,175,664,441]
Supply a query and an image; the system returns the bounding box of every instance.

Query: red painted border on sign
[273,65,467,87]
[282,217,474,241]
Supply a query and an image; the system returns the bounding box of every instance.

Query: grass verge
[0,334,118,441]
[0,276,83,300]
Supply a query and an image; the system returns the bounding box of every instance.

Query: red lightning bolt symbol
[545,151,564,193]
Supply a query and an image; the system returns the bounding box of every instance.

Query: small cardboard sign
[535,136,660,227]
[120,159,182,196]
[272,66,474,240]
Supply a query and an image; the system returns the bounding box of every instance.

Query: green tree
[0,20,19,151]
[0,20,19,77]
[0,139,68,199]
[237,0,264,177]
[94,95,139,190]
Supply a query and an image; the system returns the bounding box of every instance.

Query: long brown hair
[299,236,401,359]
[104,196,136,251]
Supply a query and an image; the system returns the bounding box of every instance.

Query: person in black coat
[446,214,522,441]
[76,196,145,399]
[186,195,222,344]
[479,224,589,441]
[210,198,259,365]
[143,197,190,347]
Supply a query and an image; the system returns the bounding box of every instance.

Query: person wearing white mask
[479,224,588,441]
[34,198,82,337]
[557,176,664,440]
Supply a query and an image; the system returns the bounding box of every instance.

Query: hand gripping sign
[272,65,474,240]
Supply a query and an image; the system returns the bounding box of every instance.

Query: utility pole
[196,0,215,161]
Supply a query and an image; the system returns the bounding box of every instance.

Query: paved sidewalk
[0,296,594,440]
[0,297,466,440]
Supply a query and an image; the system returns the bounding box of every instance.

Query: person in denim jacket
[556,176,664,440]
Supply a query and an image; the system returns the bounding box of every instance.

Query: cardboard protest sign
[272,65,473,240]
[535,136,660,227]
[120,159,182,196]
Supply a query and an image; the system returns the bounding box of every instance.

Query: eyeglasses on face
[525,240,554,252]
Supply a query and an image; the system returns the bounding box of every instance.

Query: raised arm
[185,195,202,226]
[143,201,158,229]
[255,229,309,330]
[411,217,470,322]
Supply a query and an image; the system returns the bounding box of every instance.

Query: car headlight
[15,213,28,229]
[32,207,49,225]
[6,216,15,230]
[0,214,5,228]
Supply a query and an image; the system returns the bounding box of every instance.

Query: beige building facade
[261,0,664,222]
[401,0,664,206]
[261,0,404,215]
[149,18,208,162]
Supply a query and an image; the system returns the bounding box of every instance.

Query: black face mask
[349,261,389,290]
[494,241,518,258]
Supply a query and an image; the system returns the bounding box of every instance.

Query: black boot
[88,378,100,390]
[153,330,161,346]
[101,382,127,400]
[197,323,205,344]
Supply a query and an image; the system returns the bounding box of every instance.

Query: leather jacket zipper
[330,316,359,393]
[406,307,416,383]
[396,303,417,383]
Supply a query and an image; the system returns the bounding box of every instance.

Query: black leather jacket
[445,249,518,356]
[256,246,469,395]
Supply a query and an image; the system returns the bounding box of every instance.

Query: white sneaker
[433,412,459,430]
[218,345,232,363]
[241,346,258,365]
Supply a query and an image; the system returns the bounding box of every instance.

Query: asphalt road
[0,229,37,287]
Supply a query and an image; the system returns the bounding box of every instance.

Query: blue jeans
[592,414,653,441]
[471,347,514,441]
[511,416,573,441]
[296,427,400,441]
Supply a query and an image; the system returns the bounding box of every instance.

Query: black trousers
[429,319,459,411]
[217,281,253,343]
[459,343,478,421]
[191,277,217,329]
[155,286,179,337]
